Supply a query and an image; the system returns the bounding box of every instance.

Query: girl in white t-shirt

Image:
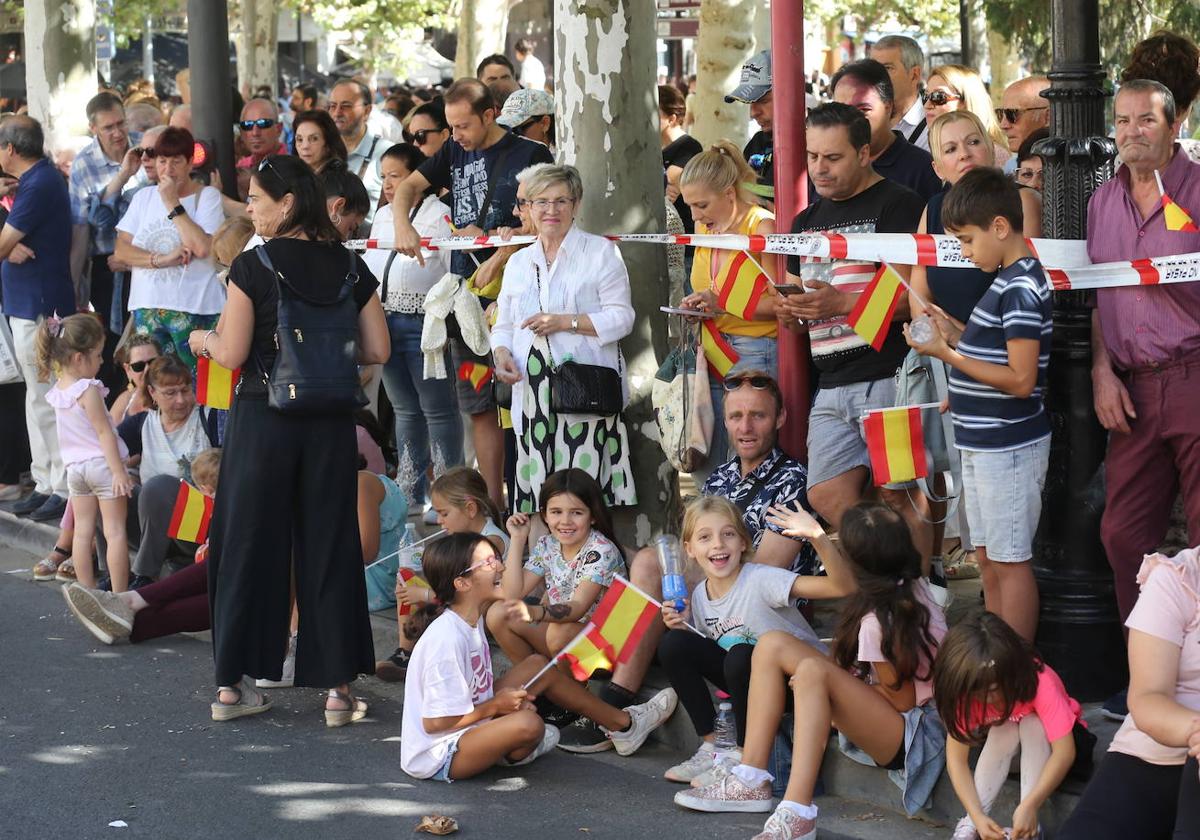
[675,502,949,840]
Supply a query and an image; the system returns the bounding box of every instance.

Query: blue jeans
[695,333,779,485]
[378,312,463,501]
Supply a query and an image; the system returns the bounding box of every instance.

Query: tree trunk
[554,0,675,544]
[237,0,278,99]
[455,0,513,80]
[691,0,756,149]
[987,30,1021,107]
[24,0,97,152]
[752,0,771,56]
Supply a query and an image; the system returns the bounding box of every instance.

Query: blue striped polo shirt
[948,257,1053,452]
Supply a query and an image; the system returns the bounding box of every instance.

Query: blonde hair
[34,313,105,382]
[680,140,759,206]
[430,467,504,530]
[928,64,1008,150]
[681,496,755,564]
[928,110,996,167]
[212,216,256,268]
[190,448,222,491]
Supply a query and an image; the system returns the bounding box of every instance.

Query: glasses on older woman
[530,197,575,211]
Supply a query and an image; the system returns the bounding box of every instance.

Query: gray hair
[141,124,167,145]
[1117,78,1177,125]
[874,35,923,72]
[126,101,165,134]
[522,164,583,202]
[0,115,45,159]
[241,97,279,120]
[515,163,552,184]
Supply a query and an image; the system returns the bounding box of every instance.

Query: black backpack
[252,243,368,416]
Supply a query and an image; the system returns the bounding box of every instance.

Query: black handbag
[533,264,623,416]
[252,244,368,415]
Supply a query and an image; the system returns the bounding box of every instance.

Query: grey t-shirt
[690,563,822,650]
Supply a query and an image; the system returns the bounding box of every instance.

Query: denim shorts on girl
[66,456,121,500]
[431,733,464,783]
[960,436,1051,562]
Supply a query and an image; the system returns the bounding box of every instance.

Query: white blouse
[365,195,453,313]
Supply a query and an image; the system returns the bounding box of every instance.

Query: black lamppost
[187,0,236,200]
[1032,0,1126,700]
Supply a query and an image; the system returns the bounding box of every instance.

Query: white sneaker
[752,804,817,840]
[257,633,297,688]
[665,742,716,783]
[674,770,774,813]
[950,817,979,840]
[605,687,678,756]
[689,748,741,788]
[422,505,440,526]
[502,724,560,766]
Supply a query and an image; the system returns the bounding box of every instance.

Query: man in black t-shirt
[726,50,773,197]
[391,78,553,509]
[776,102,932,558]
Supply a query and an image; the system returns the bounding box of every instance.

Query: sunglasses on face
[133,147,157,159]
[403,128,443,144]
[722,374,776,392]
[128,358,159,373]
[994,106,1047,124]
[239,118,277,131]
[921,90,961,107]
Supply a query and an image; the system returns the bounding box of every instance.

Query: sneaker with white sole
[752,805,817,840]
[605,687,678,756]
[257,633,297,688]
[665,742,717,783]
[689,748,741,788]
[502,724,560,766]
[63,584,134,645]
[674,770,773,813]
[951,816,979,840]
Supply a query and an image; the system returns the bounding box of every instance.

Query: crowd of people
[1,27,1198,840]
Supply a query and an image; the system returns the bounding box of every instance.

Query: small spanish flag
[715,251,770,320]
[457,361,493,393]
[1156,169,1200,232]
[166,482,213,544]
[700,320,739,378]
[863,406,928,486]
[589,575,661,665]
[196,356,239,410]
[397,567,433,617]
[498,406,513,429]
[847,263,906,351]
[560,621,617,681]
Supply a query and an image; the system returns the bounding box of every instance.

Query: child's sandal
[325,689,368,728]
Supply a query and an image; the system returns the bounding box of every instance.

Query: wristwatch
[570,316,579,334]
[166,204,187,220]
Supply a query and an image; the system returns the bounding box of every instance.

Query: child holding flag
[904,167,1053,643]
[658,497,855,785]
[401,533,677,780]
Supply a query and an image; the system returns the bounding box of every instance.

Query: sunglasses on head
[403,128,443,144]
[133,147,157,159]
[994,106,1047,124]
[722,374,776,392]
[921,90,961,107]
[239,118,277,131]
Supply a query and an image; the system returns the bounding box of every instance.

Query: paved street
[0,545,939,840]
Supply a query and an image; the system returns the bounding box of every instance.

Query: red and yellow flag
[863,406,928,486]
[457,361,493,393]
[560,622,617,681]
[589,575,661,666]
[167,482,214,544]
[847,263,906,351]
[715,251,770,321]
[196,356,239,410]
[397,567,433,617]
[1162,193,1199,232]
[700,320,739,378]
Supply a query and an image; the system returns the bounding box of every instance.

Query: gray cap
[725,50,772,103]
[496,88,555,128]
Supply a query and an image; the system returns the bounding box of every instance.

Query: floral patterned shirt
[525,530,626,619]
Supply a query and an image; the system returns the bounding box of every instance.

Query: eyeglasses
[994,106,1047,124]
[457,554,504,578]
[722,374,777,392]
[403,128,444,144]
[530,197,575,211]
[133,147,157,159]
[239,118,277,131]
[152,386,191,400]
[128,358,158,373]
[921,90,961,107]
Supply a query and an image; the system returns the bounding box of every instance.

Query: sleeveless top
[689,204,778,338]
[373,473,409,564]
[924,190,997,324]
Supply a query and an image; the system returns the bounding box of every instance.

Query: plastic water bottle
[908,314,935,345]
[401,523,419,547]
[713,702,737,753]
[655,534,687,612]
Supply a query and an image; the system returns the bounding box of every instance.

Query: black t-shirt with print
[787,177,925,387]
[663,133,703,232]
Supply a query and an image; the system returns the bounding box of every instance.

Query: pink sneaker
[673,771,773,813]
[752,805,817,840]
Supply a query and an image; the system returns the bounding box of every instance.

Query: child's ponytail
[431,467,505,531]
[34,313,105,382]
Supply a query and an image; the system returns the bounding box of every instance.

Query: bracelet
[149,252,158,269]
[201,329,217,359]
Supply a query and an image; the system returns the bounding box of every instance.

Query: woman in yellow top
[679,141,780,475]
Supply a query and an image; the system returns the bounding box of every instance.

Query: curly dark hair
[1122,30,1200,114]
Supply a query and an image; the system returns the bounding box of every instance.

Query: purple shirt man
[1087,81,1200,622]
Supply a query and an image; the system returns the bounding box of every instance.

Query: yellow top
[689,205,778,338]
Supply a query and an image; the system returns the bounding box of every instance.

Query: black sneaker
[535,696,580,728]
[1101,689,1128,721]
[374,648,411,682]
[97,577,112,592]
[128,575,155,590]
[556,716,613,753]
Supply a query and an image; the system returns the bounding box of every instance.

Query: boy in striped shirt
[904,167,1052,642]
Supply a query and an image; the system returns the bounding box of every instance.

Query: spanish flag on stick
[863,406,929,486]
[700,320,739,378]
[397,567,433,617]
[715,251,771,320]
[166,482,213,544]
[847,263,907,351]
[1156,170,1200,232]
[560,621,617,681]
[457,361,493,393]
[195,356,239,410]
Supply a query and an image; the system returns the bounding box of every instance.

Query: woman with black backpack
[187,154,390,725]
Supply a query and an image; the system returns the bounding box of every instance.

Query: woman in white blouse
[366,143,462,500]
[492,165,636,513]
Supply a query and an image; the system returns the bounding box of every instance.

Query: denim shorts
[960,436,1051,562]
[430,733,464,783]
[807,377,902,488]
[67,456,120,500]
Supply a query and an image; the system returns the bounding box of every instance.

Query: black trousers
[208,396,375,687]
[1058,752,1200,840]
[658,629,754,745]
[0,381,30,484]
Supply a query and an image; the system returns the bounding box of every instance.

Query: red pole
[772,3,810,459]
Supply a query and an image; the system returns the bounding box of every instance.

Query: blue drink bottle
[655,534,687,612]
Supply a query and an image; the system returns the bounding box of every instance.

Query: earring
[332,213,341,225]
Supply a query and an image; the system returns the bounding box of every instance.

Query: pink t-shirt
[46,378,130,467]
[962,665,1084,742]
[857,579,948,706]
[1109,549,1200,766]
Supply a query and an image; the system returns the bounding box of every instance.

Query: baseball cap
[725,50,772,103]
[497,88,555,128]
